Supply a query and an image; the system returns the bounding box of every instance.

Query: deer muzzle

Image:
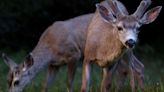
[125,39,136,48]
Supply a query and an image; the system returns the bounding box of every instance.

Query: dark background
[0,0,163,51]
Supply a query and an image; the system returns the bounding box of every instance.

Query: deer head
[2,53,34,92]
[96,0,162,48]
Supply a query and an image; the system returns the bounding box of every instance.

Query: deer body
[85,9,125,67]
[81,2,127,92]
[2,14,93,92]
[23,14,94,92]
[39,14,93,92]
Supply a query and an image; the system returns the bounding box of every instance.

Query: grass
[0,44,164,92]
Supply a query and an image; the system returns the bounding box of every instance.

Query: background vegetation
[0,0,163,92]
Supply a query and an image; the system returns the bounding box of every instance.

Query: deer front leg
[80,60,91,92]
[115,63,128,92]
[67,61,77,92]
[133,56,144,91]
[137,72,144,91]
[134,69,144,92]
[42,64,59,92]
[129,61,135,92]
[101,67,111,92]
[101,62,118,92]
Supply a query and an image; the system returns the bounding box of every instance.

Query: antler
[106,0,128,18]
[133,0,152,19]
[116,0,129,15]
[106,0,123,18]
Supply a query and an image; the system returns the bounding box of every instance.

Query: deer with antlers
[80,0,162,92]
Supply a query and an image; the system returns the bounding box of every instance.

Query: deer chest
[94,46,125,67]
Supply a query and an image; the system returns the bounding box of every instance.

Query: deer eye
[135,27,140,32]
[117,27,123,31]
[14,80,20,86]
[15,71,19,74]
[8,73,14,87]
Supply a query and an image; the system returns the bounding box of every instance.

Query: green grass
[0,45,164,92]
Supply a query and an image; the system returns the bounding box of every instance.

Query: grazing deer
[2,14,93,92]
[80,0,162,92]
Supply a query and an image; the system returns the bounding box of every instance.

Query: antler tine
[116,0,129,15]
[133,0,152,19]
[106,0,125,18]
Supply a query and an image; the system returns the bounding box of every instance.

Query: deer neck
[96,28,125,67]
[32,43,52,64]
[86,12,126,67]
[15,43,53,92]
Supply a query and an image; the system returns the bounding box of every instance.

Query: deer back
[32,14,93,64]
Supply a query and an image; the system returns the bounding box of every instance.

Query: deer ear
[96,4,116,23]
[2,53,17,70]
[22,53,34,71]
[140,6,162,24]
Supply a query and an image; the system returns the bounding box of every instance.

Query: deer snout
[125,39,136,48]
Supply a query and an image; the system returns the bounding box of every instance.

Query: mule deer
[2,13,144,92]
[110,0,145,91]
[80,0,162,92]
[2,14,93,92]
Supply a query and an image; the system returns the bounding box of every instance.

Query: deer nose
[125,39,136,48]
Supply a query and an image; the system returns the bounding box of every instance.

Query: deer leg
[115,65,128,92]
[133,57,144,91]
[67,60,77,92]
[129,61,135,92]
[80,60,91,92]
[42,64,59,92]
[101,67,111,92]
[136,72,144,92]
[101,62,118,92]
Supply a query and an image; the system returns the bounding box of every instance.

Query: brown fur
[80,2,128,92]
[85,11,125,67]
[33,14,93,92]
